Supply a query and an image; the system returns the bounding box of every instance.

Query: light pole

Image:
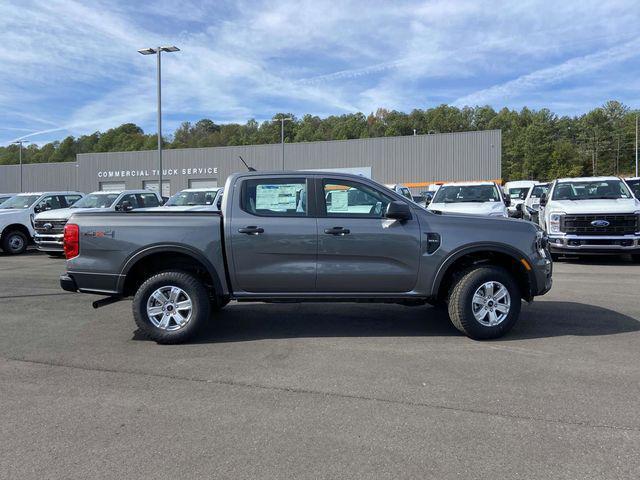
[12,140,30,192]
[274,117,292,170]
[138,45,180,197]
[635,114,638,177]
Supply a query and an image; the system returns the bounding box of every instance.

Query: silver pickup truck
[60,171,553,344]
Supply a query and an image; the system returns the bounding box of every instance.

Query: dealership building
[0,130,501,196]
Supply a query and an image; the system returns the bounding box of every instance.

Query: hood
[428,201,506,216]
[547,198,640,214]
[34,206,111,221]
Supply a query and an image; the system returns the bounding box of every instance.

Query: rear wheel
[447,266,521,340]
[132,271,210,344]
[1,230,28,255]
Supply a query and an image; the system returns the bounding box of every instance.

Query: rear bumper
[548,235,640,254]
[60,271,122,295]
[60,274,78,292]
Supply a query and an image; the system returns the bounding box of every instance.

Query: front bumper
[530,254,553,297]
[34,233,63,252]
[548,234,640,255]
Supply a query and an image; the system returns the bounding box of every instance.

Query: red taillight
[63,224,79,259]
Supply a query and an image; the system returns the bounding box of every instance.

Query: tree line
[1,100,637,181]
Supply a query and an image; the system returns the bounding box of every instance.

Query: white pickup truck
[0,191,84,254]
[34,190,162,254]
[427,181,509,217]
[539,176,640,261]
[160,187,224,211]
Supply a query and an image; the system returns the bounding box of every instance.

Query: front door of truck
[316,178,420,293]
[229,176,317,293]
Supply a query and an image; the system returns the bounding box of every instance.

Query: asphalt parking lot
[1,252,639,479]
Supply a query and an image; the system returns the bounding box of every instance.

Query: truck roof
[175,188,222,193]
[439,181,497,187]
[88,190,158,195]
[556,176,621,182]
[15,191,83,196]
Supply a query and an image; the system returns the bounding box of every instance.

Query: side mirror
[503,196,511,207]
[385,201,412,221]
[116,200,133,212]
[424,193,433,206]
[519,191,527,200]
[539,193,547,207]
[516,203,523,213]
[34,205,42,214]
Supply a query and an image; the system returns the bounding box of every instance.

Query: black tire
[447,266,521,340]
[132,271,210,344]
[1,230,28,255]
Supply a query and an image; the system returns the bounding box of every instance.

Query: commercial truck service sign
[97,167,219,179]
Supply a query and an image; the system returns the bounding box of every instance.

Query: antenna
[239,155,256,171]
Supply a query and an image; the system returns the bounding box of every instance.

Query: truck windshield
[432,185,500,203]
[166,190,219,206]
[0,195,40,209]
[626,179,640,198]
[70,194,119,208]
[530,184,549,198]
[552,180,633,200]
[507,187,530,199]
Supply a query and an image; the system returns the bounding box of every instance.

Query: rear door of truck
[227,175,317,293]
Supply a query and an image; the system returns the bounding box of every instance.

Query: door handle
[238,226,264,235]
[324,226,350,236]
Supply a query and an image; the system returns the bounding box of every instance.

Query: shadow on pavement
[134,300,639,343]
[554,255,639,266]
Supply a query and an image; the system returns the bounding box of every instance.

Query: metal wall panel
[0,162,79,193]
[0,130,500,195]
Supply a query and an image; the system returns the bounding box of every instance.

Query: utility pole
[138,45,180,197]
[12,140,30,192]
[275,117,292,170]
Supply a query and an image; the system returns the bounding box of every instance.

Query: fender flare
[116,243,224,295]
[430,242,537,298]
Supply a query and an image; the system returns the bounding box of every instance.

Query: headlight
[549,212,564,234]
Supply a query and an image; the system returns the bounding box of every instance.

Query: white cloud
[2,0,640,145]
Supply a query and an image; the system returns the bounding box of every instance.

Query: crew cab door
[228,176,317,293]
[316,177,420,293]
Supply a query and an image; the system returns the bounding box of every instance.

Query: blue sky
[1,0,640,145]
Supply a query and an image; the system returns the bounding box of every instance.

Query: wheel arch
[431,243,537,302]
[117,244,224,297]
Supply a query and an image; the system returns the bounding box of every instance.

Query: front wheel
[1,230,28,255]
[447,266,521,340]
[132,271,211,344]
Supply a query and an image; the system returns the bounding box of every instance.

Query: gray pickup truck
[60,171,552,343]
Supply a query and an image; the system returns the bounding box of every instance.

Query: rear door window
[137,193,160,208]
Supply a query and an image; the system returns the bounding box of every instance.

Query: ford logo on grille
[43,223,53,230]
[591,220,610,227]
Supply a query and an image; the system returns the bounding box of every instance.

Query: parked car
[0,194,17,205]
[624,177,640,199]
[160,187,224,211]
[0,191,84,255]
[539,176,640,261]
[34,190,162,255]
[427,181,509,217]
[385,184,414,201]
[520,182,549,224]
[504,180,537,218]
[60,171,552,344]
